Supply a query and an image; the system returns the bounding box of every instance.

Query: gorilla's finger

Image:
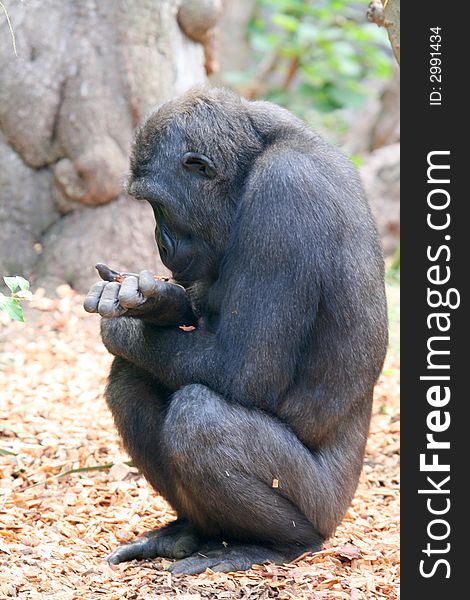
[139,270,158,298]
[95,263,122,282]
[98,282,127,317]
[119,276,145,308]
[83,281,107,313]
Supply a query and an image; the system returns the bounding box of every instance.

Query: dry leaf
[336,542,361,562]
[108,463,132,481]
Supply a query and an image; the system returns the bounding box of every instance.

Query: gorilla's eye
[182,152,216,179]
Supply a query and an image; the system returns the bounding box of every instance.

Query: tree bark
[0,0,210,291]
[367,0,400,65]
[384,0,400,65]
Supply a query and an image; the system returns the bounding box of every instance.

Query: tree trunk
[0,0,209,292]
[214,0,255,76]
[367,0,400,65]
[384,0,400,65]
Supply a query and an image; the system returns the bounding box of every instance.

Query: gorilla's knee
[163,385,226,454]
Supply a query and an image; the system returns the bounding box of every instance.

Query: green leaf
[3,298,25,322]
[329,83,366,109]
[0,447,18,456]
[25,461,134,489]
[297,22,318,44]
[3,276,20,293]
[272,13,299,33]
[251,31,276,52]
[15,290,33,300]
[16,277,30,291]
[3,275,30,293]
[0,423,27,436]
[335,58,362,78]
[350,154,364,168]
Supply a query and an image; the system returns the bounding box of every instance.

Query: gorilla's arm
[101,152,334,408]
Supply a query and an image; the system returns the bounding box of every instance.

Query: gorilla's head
[126,88,271,285]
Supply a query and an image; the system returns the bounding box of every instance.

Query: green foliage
[349,153,364,168]
[0,276,32,322]
[224,0,392,118]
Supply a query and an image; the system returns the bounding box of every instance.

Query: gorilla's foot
[106,519,200,565]
[168,541,311,575]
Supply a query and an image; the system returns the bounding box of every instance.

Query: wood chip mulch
[0,286,399,599]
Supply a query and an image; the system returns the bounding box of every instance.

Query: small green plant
[0,276,32,322]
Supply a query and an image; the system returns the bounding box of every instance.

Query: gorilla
[84,87,388,575]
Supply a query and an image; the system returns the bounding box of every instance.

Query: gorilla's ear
[182,152,217,179]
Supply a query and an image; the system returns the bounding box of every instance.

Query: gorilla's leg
[105,358,201,563]
[106,375,329,572]
[160,384,326,574]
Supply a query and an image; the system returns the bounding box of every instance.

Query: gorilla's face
[127,132,224,286]
[148,172,214,285]
[127,173,215,285]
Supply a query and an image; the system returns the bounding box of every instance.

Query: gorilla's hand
[84,264,196,326]
[84,268,167,317]
[84,279,127,318]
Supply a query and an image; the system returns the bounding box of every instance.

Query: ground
[0,285,399,599]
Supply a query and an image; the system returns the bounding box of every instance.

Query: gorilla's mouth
[171,255,197,283]
[156,223,174,261]
[155,229,196,283]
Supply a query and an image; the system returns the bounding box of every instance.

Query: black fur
[88,87,388,574]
